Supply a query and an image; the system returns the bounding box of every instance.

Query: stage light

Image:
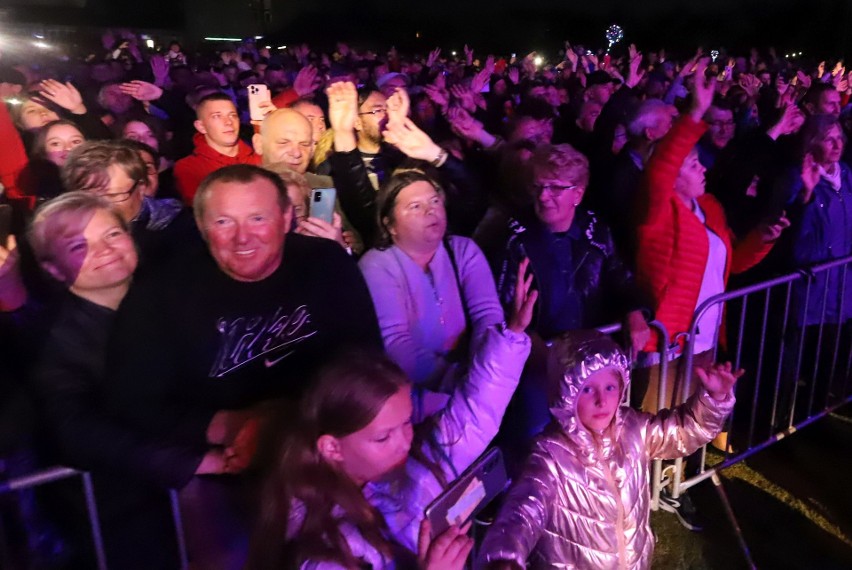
[146,39,154,49]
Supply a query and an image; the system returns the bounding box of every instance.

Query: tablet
[424,447,508,538]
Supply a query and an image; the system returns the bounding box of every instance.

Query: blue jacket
[778,162,852,326]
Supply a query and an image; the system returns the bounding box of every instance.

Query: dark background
[2,0,851,59]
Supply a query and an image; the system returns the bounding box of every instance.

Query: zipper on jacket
[602,460,628,570]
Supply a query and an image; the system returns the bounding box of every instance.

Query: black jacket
[495,210,650,340]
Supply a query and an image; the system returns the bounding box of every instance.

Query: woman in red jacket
[633,60,788,414]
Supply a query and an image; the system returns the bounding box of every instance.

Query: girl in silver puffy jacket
[479,331,740,570]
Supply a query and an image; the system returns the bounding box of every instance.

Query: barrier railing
[0,467,188,570]
[668,255,852,568]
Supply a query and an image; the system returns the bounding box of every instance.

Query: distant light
[145,39,155,49]
[799,52,803,56]
[416,32,421,38]
[34,34,45,39]
[255,35,263,40]
[33,41,51,49]
[204,37,242,42]
[277,45,287,50]
[265,45,271,49]
[452,51,457,56]
[534,56,543,66]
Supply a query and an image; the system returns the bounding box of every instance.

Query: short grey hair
[627,99,671,139]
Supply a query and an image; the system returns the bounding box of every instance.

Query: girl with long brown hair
[248,266,536,569]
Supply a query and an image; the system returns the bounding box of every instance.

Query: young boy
[478,331,740,569]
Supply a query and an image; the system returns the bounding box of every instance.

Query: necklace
[425,269,445,326]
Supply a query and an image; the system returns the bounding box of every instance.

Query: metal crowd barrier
[668,255,852,568]
[0,467,188,570]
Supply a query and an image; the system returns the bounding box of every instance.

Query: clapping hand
[327,81,359,151]
[383,117,442,161]
[695,362,744,401]
[386,86,410,126]
[38,79,86,114]
[625,44,645,88]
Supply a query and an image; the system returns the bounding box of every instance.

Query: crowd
[1,29,850,569]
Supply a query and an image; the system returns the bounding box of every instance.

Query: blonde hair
[530,143,590,188]
[311,129,336,170]
[28,191,126,264]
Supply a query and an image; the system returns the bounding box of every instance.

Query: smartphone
[0,204,12,246]
[248,84,271,122]
[310,188,336,224]
[424,447,508,538]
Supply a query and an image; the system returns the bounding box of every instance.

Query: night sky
[5,0,852,58]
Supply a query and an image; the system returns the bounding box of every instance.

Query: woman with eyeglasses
[61,140,202,275]
[493,143,650,456]
[359,169,510,418]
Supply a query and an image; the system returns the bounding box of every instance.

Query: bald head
[252,108,313,173]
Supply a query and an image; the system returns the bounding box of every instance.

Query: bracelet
[431,147,448,167]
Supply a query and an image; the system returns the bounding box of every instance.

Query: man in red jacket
[174,93,260,205]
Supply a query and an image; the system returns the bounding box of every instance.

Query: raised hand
[386,86,411,126]
[507,257,538,334]
[447,106,484,141]
[507,66,520,85]
[565,44,579,70]
[625,44,645,88]
[800,153,820,203]
[383,117,443,161]
[0,234,27,312]
[738,73,762,98]
[695,361,744,401]
[326,81,358,132]
[463,44,474,67]
[768,103,804,140]
[150,55,170,87]
[426,47,442,68]
[449,84,476,112]
[470,66,491,95]
[688,58,715,121]
[119,80,163,102]
[796,70,812,90]
[38,79,86,114]
[293,65,321,97]
[424,83,450,109]
[817,61,826,79]
[417,520,473,570]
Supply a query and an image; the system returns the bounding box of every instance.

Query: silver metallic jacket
[478,332,734,569]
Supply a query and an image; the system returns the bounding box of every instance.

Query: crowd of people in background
[1,28,851,568]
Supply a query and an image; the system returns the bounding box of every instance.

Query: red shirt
[173,133,261,206]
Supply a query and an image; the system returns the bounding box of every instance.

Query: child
[478,331,740,569]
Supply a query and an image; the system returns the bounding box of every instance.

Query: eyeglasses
[96,179,142,203]
[531,183,578,196]
[358,107,388,117]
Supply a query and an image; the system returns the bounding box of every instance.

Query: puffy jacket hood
[547,330,631,464]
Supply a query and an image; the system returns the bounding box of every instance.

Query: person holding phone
[359,169,508,416]
[247,276,533,569]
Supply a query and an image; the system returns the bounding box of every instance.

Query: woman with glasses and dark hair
[359,168,509,418]
[61,140,201,274]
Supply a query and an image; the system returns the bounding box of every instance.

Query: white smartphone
[248,84,271,122]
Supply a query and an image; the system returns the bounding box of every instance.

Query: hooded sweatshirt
[173,132,260,205]
[479,331,734,570]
